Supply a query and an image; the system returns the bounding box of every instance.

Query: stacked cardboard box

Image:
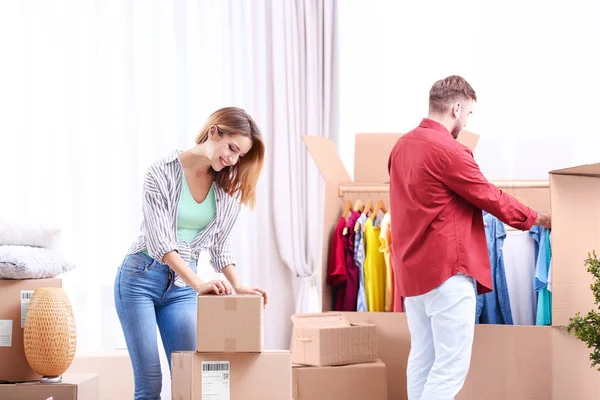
[290,312,387,399]
[171,294,292,399]
[0,373,99,400]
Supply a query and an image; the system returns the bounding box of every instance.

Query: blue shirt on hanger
[530,225,552,325]
[476,213,514,325]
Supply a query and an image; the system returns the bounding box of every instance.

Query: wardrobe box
[196,294,263,352]
[0,373,98,400]
[171,350,291,400]
[0,278,62,382]
[290,312,377,366]
[292,359,387,400]
[302,130,480,312]
[304,131,600,398]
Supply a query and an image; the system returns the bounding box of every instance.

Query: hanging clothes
[342,211,361,311]
[503,230,537,325]
[547,231,553,293]
[327,217,347,311]
[363,213,386,312]
[476,213,513,324]
[379,212,396,312]
[354,213,369,312]
[530,226,552,325]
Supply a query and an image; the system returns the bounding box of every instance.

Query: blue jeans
[114,252,197,400]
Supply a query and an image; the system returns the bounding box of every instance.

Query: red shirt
[342,211,361,311]
[327,217,347,310]
[388,119,538,297]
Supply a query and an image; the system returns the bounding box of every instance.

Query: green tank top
[177,178,216,244]
[143,177,216,259]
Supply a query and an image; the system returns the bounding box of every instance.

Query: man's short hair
[429,75,477,115]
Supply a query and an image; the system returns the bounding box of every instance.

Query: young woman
[114,107,268,399]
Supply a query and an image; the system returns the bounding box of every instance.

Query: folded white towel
[0,216,62,249]
[0,245,75,279]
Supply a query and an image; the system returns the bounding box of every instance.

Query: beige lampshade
[23,287,77,378]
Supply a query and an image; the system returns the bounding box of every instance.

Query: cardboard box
[292,360,387,400]
[171,351,291,400]
[290,312,376,366]
[0,278,62,382]
[304,131,600,398]
[196,294,263,352]
[66,349,134,400]
[341,313,409,400]
[0,373,98,400]
[550,164,600,327]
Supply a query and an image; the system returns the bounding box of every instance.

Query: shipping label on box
[20,290,34,328]
[196,294,264,353]
[201,361,230,400]
[0,320,12,347]
[290,312,377,366]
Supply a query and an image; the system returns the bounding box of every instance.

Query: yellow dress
[363,217,386,312]
[379,212,394,312]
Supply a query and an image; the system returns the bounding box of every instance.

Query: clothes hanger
[369,199,387,221]
[356,199,373,231]
[342,199,352,219]
[353,199,364,213]
[344,199,364,235]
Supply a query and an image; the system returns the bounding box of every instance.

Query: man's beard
[450,119,462,138]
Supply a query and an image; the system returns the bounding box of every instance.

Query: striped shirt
[128,150,241,272]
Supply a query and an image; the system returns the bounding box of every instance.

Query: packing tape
[224,338,237,352]
[224,297,238,311]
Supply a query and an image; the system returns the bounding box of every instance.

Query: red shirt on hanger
[388,118,538,297]
[342,210,361,311]
[327,217,348,310]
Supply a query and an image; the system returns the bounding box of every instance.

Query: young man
[388,75,551,399]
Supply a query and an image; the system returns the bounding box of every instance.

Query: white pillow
[0,245,75,279]
[0,216,62,249]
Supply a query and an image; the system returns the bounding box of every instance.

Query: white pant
[405,273,476,400]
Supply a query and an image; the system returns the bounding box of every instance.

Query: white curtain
[0,2,337,396]
[268,1,339,314]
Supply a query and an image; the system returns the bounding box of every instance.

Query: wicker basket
[23,287,77,378]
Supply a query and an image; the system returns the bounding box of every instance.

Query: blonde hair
[195,107,265,210]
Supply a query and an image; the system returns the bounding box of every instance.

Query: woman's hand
[195,279,233,295]
[235,285,269,307]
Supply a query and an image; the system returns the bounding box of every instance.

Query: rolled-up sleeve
[142,170,179,262]
[440,147,538,231]
[209,201,241,272]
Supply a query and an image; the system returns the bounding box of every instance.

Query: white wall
[339,0,600,181]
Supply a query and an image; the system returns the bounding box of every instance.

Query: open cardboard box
[303,131,600,399]
[290,312,376,367]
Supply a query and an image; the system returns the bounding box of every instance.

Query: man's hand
[535,212,551,229]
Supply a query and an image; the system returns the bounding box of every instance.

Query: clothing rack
[337,180,550,196]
